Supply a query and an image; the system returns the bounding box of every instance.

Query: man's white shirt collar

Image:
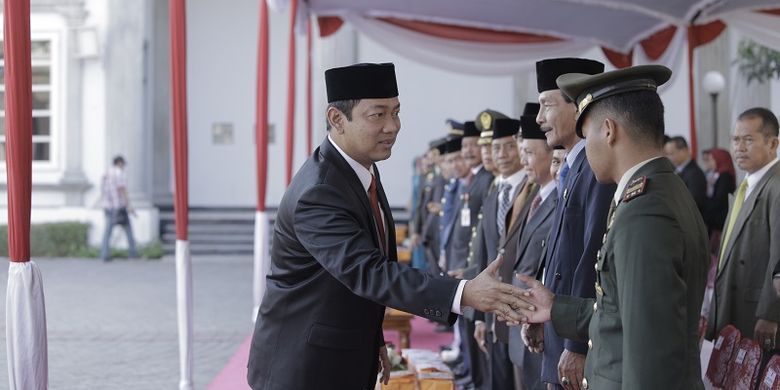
[745,157,779,198]
[328,135,373,193]
[471,165,483,175]
[538,180,556,203]
[566,139,586,169]
[499,169,526,193]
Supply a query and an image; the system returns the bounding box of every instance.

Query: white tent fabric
[252,210,272,321]
[175,240,193,390]
[342,13,593,75]
[722,10,780,52]
[6,261,47,390]
[633,25,687,92]
[308,0,777,52]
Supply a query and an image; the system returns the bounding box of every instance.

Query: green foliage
[736,39,780,85]
[0,222,163,259]
[0,222,90,257]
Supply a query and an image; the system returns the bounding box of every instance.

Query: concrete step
[162,242,255,255]
[160,224,256,235]
[161,232,254,244]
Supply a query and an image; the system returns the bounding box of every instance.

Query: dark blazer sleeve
[294,183,460,324]
[758,193,780,321]
[566,174,615,354]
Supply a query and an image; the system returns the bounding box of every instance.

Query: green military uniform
[547,65,710,389]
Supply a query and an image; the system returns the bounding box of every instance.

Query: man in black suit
[532,58,615,390]
[664,135,707,215]
[247,63,531,390]
[473,116,533,390]
[511,104,558,390]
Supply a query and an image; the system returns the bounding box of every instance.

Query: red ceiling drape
[170,0,189,241]
[256,0,270,211]
[4,0,33,262]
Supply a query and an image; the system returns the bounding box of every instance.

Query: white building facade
[2,0,779,248]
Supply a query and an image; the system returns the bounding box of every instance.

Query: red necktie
[369,174,387,255]
[526,194,542,222]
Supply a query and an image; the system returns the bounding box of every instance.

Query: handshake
[461,255,554,326]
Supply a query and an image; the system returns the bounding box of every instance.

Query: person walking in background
[100,155,138,261]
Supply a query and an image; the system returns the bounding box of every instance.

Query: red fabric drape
[4,0,33,262]
[381,17,561,43]
[640,25,677,61]
[760,8,780,16]
[170,0,189,241]
[306,17,313,154]
[686,20,727,158]
[255,0,270,211]
[318,16,344,38]
[285,0,298,185]
[601,47,633,69]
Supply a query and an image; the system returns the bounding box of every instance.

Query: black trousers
[485,333,515,390]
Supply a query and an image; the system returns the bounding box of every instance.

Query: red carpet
[208,316,453,390]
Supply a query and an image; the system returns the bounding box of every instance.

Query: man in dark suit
[409,138,447,272]
[664,135,707,215]
[443,120,495,386]
[510,104,558,390]
[532,58,615,390]
[516,64,709,390]
[708,107,780,351]
[247,63,531,390]
[472,116,534,390]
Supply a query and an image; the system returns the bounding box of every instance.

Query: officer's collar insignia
[622,176,647,202]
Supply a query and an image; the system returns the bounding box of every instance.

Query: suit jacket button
[739,260,746,265]
[435,310,441,317]
[424,309,430,315]
[593,302,598,311]
[582,378,589,389]
[588,340,593,349]
[555,273,562,280]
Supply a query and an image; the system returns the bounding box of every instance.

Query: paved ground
[0,256,254,390]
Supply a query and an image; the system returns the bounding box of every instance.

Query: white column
[253,210,272,321]
[6,261,48,390]
[175,240,193,390]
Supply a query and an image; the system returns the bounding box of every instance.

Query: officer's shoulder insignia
[622,176,647,202]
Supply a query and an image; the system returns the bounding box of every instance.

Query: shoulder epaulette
[622,176,647,202]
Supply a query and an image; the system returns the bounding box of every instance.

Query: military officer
[514,65,709,390]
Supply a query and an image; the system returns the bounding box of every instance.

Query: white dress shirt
[744,157,779,199]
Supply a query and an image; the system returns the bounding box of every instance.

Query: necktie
[526,193,543,222]
[719,179,748,269]
[369,174,387,255]
[497,182,512,235]
[558,162,570,201]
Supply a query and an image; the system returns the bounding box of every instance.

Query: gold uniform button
[594,263,598,271]
[588,340,592,349]
[582,378,589,389]
[593,302,598,311]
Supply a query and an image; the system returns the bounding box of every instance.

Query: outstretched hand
[461,255,532,326]
[511,273,554,324]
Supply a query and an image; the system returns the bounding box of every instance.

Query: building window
[0,38,54,163]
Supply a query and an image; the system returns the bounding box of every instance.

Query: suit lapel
[514,188,557,269]
[375,166,397,261]
[719,162,780,274]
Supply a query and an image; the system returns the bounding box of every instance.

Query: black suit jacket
[678,159,707,216]
[248,138,460,390]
